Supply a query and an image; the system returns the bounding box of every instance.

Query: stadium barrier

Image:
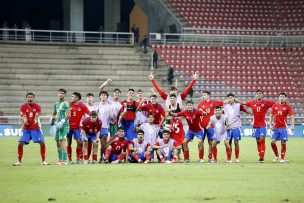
[0,28,134,45]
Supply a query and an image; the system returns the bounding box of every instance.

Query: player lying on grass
[128,130,152,163]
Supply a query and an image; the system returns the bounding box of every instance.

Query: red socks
[105,149,111,160]
[226,147,231,160]
[133,153,140,161]
[271,143,279,157]
[183,150,189,160]
[145,153,151,161]
[83,154,88,161]
[212,146,217,161]
[76,147,82,160]
[92,154,97,161]
[235,149,239,159]
[118,153,126,161]
[67,146,72,161]
[281,142,286,160]
[40,144,46,161]
[18,145,23,162]
[260,139,266,159]
[199,149,204,160]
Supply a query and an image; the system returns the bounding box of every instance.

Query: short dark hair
[150,94,157,98]
[128,88,135,93]
[25,92,35,98]
[90,111,98,117]
[137,89,143,93]
[186,100,193,105]
[169,86,177,91]
[215,106,222,110]
[58,88,67,94]
[255,90,263,93]
[99,90,109,97]
[86,93,94,97]
[137,130,145,135]
[162,130,171,135]
[226,93,235,97]
[169,94,176,98]
[279,92,287,97]
[72,92,81,100]
[117,127,125,132]
[148,114,155,117]
[202,91,211,95]
[113,88,121,93]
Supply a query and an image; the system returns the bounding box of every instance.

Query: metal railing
[149,32,304,47]
[0,28,134,45]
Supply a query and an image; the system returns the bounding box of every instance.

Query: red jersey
[246,100,275,128]
[197,100,224,128]
[69,102,90,130]
[119,100,139,121]
[81,117,102,135]
[271,103,294,129]
[20,103,41,130]
[177,109,203,132]
[141,103,165,125]
[109,136,129,155]
[169,118,184,145]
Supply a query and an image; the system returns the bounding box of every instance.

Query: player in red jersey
[104,127,129,164]
[197,90,225,162]
[81,111,102,164]
[67,92,90,164]
[171,100,205,162]
[240,90,275,163]
[269,92,294,163]
[148,71,199,109]
[13,92,49,166]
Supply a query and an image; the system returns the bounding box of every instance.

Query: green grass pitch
[0,137,303,203]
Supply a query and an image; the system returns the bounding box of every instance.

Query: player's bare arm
[290,115,295,131]
[99,79,112,90]
[269,114,274,130]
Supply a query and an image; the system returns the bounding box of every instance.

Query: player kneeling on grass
[104,127,128,164]
[13,92,49,166]
[81,111,102,164]
[154,130,181,163]
[206,106,232,163]
[128,130,152,163]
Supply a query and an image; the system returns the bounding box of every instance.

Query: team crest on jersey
[33,109,36,112]
[283,108,286,110]
[210,104,213,107]
[78,108,81,111]
[261,104,264,107]
[274,107,278,110]
[26,110,29,112]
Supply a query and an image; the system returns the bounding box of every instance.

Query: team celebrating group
[13,71,295,166]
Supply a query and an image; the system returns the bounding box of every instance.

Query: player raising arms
[198,91,226,163]
[67,92,90,164]
[171,100,205,163]
[207,106,232,163]
[13,92,49,166]
[51,88,71,165]
[104,127,128,164]
[240,90,275,163]
[269,92,294,163]
[81,111,102,164]
[154,130,181,163]
[128,130,152,163]
[148,71,199,109]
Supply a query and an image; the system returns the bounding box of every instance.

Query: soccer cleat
[111,160,120,164]
[42,161,50,165]
[226,160,232,164]
[13,161,22,166]
[160,157,165,163]
[272,156,280,163]
[183,159,190,163]
[56,161,63,165]
[235,159,240,163]
[208,159,213,163]
[83,160,89,164]
[76,160,83,164]
[210,159,217,163]
[258,158,264,163]
[198,159,205,163]
[91,160,98,164]
[68,160,73,164]
[138,159,143,163]
[280,159,289,163]
[144,160,150,164]
[103,160,109,164]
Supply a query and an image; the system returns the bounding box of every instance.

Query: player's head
[202,91,211,101]
[137,89,144,99]
[137,130,145,141]
[117,127,125,138]
[279,92,287,104]
[58,88,67,100]
[169,94,177,104]
[147,114,155,124]
[169,86,178,95]
[71,92,81,103]
[162,130,171,141]
[255,90,264,100]
[214,106,222,116]
[90,111,98,122]
[127,88,135,99]
[25,92,35,105]
[186,100,194,111]
[86,93,94,104]
[113,88,121,99]
[150,94,157,104]
[99,90,109,101]
[226,93,235,104]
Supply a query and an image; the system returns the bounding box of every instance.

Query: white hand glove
[56,119,65,129]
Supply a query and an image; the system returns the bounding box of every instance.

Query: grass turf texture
[0,137,303,203]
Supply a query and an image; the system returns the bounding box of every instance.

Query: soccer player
[134,89,148,127]
[241,90,275,163]
[197,91,225,162]
[154,130,181,163]
[97,90,114,161]
[118,88,139,141]
[51,88,71,165]
[67,92,90,164]
[269,92,294,163]
[148,71,199,109]
[109,88,122,137]
[207,106,232,163]
[223,93,251,163]
[81,111,102,164]
[172,100,205,162]
[13,92,49,166]
[128,130,152,163]
[104,127,129,164]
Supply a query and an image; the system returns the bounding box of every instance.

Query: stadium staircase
[0,43,171,117]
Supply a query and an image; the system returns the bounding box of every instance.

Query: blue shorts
[227,128,241,141]
[100,128,109,138]
[203,128,215,141]
[86,134,98,142]
[271,128,288,141]
[67,129,81,140]
[109,154,119,162]
[128,153,146,163]
[19,129,44,144]
[185,130,204,141]
[150,149,155,160]
[120,120,136,141]
[252,127,267,139]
